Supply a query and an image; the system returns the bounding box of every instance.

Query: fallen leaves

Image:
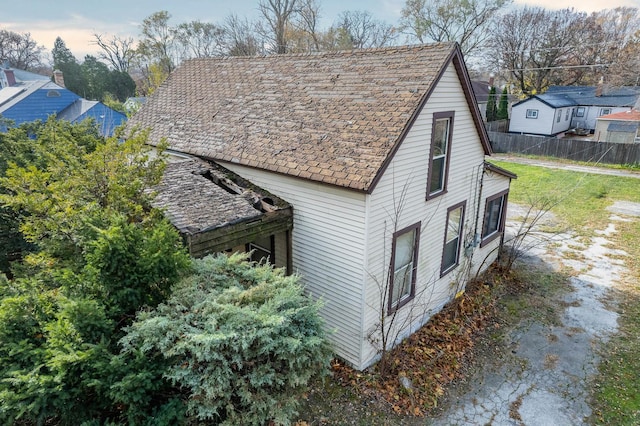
[330,269,507,417]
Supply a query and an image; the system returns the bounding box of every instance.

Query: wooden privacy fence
[488,131,640,165]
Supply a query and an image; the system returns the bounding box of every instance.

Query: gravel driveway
[427,201,640,426]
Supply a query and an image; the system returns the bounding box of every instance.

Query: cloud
[0,16,137,60]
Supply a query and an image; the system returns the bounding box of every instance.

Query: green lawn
[493,160,640,425]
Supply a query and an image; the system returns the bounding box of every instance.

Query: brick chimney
[595,76,604,97]
[53,69,65,88]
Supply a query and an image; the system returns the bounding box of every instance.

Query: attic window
[47,90,61,97]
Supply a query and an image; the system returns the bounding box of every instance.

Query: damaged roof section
[153,158,292,257]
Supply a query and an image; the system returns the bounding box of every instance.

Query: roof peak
[185,42,458,63]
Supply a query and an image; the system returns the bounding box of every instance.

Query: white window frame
[526,109,538,119]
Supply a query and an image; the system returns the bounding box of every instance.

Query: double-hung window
[427,111,454,199]
[389,223,420,313]
[481,190,509,246]
[441,202,465,276]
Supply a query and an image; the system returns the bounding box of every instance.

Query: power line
[503,63,614,72]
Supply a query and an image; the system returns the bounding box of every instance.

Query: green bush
[121,253,332,425]
[0,119,190,425]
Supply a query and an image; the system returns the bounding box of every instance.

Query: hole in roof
[199,170,242,195]
[47,90,61,97]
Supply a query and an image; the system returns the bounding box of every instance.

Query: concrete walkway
[428,201,639,425]
[490,154,640,179]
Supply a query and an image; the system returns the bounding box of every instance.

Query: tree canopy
[0,119,331,425]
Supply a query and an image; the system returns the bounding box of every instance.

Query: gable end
[366,44,492,194]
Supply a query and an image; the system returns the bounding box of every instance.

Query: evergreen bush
[122,253,333,425]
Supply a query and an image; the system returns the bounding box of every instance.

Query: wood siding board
[360,64,509,368]
[219,161,368,366]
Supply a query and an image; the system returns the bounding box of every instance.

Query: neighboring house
[153,156,293,271]
[471,80,492,121]
[547,85,640,131]
[509,84,640,136]
[124,96,147,114]
[128,42,516,370]
[57,98,127,137]
[0,65,126,136]
[594,109,640,143]
[509,93,576,136]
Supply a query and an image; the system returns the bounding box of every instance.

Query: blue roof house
[509,83,640,136]
[508,92,577,136]
[0,66,126,136]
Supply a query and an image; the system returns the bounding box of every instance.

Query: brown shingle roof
[130,43,488,192]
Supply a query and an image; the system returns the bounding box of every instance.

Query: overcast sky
[1,0,638,61]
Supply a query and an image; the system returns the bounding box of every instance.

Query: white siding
[472,172,510,274]
[550,107,572,135]
[572,106,631,131]
[218,163,368,365]
[360,64,511,368]
[509,99,556,135]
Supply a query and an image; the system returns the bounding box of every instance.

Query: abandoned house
[130,42,516,369]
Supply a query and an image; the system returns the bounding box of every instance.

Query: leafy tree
[175,20,227,58]
[0,118,191,424]
[497,86,509,120]
[484,6,632,94]
[400,0,511,58]
[486,85,497,122]
[81,55,110,100]
[105,69,136,102]
[589,7,640,86]
[136,10,177,89]
[121,253,332,425]
[51,37,85,95]
[0,29,45,71]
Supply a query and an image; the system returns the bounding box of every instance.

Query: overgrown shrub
[121,253,333,426]
[0,120,190,425]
